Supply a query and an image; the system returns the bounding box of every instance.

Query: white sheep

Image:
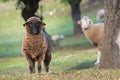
[49,9,57,16]
[96,9,104,22]
[78,16,104,65]
[52,34,64,47]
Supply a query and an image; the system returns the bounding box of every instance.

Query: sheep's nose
[33,28,38,34]
[84,25,87,28]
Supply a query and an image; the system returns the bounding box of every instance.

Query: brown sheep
[78,16,104,65]
[21,16,52,74]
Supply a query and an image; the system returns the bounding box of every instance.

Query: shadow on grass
[70,60,95,70]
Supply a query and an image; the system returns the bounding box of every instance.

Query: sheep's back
[85,23,104,47]
[43,32,52,56]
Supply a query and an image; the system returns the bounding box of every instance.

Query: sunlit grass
[0,49,120,80]
[0,49,97,75]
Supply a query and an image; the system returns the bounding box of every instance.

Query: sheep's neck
[26,32,44,46]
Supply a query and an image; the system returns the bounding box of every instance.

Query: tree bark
[68,0,83,35]
[100,0,120,69]
[19,0,40,21]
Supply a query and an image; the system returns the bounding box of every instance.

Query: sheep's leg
[27,58,35,74]
[29,61,35,74]
[52,41,56,47]
[38,64,42,73]
[94,50,101,65]
[25,54,35,74]
[37,54,45,73]
[38,59,42,73]
[44,53,51,72]
[56,42,59,47]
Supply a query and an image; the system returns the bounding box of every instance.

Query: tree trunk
[100,0,120,69]
[68,0,83,35]
[19,0,40,21]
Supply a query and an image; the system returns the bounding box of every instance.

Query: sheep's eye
[30,22,32,24]
[29,22,32,25]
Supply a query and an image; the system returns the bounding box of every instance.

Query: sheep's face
[78,16,92,30]
[23,17,46,35]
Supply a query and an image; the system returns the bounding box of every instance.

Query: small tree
[17,0,41,21]
[61,0,83,35]
[100,0,120,69]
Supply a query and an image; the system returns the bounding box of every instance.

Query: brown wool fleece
[22,31,52,60]
[21,17,52,73]
[22,32,46,60]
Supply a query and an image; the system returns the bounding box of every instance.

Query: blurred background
[1,1,120,80]
[0,0,104,58]
[2,1,120,80]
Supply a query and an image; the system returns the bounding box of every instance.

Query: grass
[0,49,120,80]
[0,1,119,80]
[44,16,73,36]
[0,49,96,72]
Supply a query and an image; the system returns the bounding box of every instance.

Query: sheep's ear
[41,22,46,26]
[89,20,93,24]
[23,22,27,28]
[77,20,82,24]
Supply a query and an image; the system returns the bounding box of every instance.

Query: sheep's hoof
[94,61,100,66]
[47,71,52,74]
[30,71,35,74]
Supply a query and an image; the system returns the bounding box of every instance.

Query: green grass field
[0,49,120,80]
[0,1,93,58]
[0,1,120,80]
